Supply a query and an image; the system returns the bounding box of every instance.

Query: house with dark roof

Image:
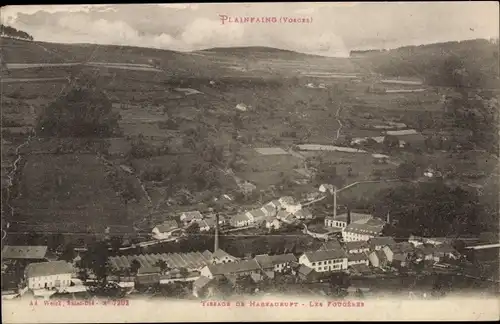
[349,263,372,276]
[347,253,369,267]
[368,250,388,268]
[296,265,316,281]
[151,220,180,239]
[246,208,266,224]
[2,246,48,261]
[24,261,74,291]
[344,241,370,254]
[254,253,297,273]
[298,249,348,273]
[369,237,397,251]
[382,243,415,267]
[325,212,372,228]
[200,260,262,279]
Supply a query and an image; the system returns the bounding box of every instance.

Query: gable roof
[277,210,291,219]
[303,249,347,263]
[155,220,179,233]
[25,261,73,278]
[262,204,277,215]
[298,265,314,276]
[348,253,369,262]
[212,249,236,260]
[345,241,370,251]
[369,237,397,249]
[206,259,261,276]
[2,245,48,259]
[248,208,266,219]
[374,250,387,262]
[108,251,213,270]
[345,222,384,236]
[325,212,372,223]
[231,213,251,223]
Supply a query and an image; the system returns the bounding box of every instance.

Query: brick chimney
[214,213,220,252]
[346,207,351,225]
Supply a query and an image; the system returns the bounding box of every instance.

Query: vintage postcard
[1,2,499,323]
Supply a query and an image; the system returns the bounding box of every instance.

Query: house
[298,249,348,273]
[415,244,436,261]
[368,250,388,268]
[192,276,213,298]
[347,253,369,267]
[279,196,302,213]
[281,212,296,225]
[408,235,424,247]
[2,246,48,261]
[246,208,266,224]
[200,260,262,279]
[180,211,203,226]
[210,249,239,264]
[254,253,297,273]
[382,243,415,266]
[276,210,292,221]
[318,184,334,193]
[294,208,313,220]
[325,212,372,228]
[265,217,281,230]
[344,241,370,254]
[422,237,451,246]
[369,237,397,251]
[372,153,390,164]
[261,204,278,217]
[230,213,252,228]
[433,244,459,260]
[194,219,212,232]
[342,219,385,242]
[349,263,372,276]
[24,261,74,291]
[151,220,180,239]
[296,265,315,281]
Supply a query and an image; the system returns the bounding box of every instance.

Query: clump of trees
[1,24,33,40]
[36,87,121,137]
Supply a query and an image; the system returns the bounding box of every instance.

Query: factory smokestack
[214,212,220,252]
[333,186,337,219]
[386,210,390,225]
[347,207,351,225]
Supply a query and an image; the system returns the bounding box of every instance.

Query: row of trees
[1,24,33,41]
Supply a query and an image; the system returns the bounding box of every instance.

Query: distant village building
[180,211,203,226]
[325,212,372,229]
[254,254,297,273]
[344,241,370,254]
[265,217,281,230]
[347,253,370,267]
[368,250,388,269]
[200,260,262,279]
[210,249,239,264]
[298,249,348,273]
[369,237,397,251]
[230,213,253,228]
[261,204,278,217]
[2,246,48,262]
[342,218,386,242]
[108,251,214,272]
[151,220,180,239]
[279,196,302,213]
[294,208,313,220]
[246,209,266,225]
[24,261,74,291]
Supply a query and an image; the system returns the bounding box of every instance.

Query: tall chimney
[386,210,390,225]
[214,213,220,252]
[333,186,337,219]
[347,207,351,225]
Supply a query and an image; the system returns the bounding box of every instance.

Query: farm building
[2,246,48,261]
[298,248,348,273]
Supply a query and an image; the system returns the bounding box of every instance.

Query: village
[2,180,499,302]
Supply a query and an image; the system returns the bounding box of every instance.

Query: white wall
[298,254,348,272]
[28,273,72,290]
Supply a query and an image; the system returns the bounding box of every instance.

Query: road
[1,77,70,83]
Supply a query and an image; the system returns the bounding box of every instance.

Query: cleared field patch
[11,154,128,233]
[254,147,289,155]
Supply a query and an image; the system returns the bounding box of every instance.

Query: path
[334,105,344,140]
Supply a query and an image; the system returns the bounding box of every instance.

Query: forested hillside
[1,24,33,41]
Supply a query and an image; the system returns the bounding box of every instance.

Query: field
[2,36,498,243]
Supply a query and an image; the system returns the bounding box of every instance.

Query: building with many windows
[24,261,74,291]
[298,249,348,272]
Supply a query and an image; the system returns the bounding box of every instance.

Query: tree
[396,161,418,179]
[185,221,200,235]
[36,87,121,137]
[59,243,77,262]
[179,267,189,278]
[383,135,400,151]
[130,259,141,276]
[155,260,170,275]
[109,236,123,253]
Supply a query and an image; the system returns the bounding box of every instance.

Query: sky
[1,3,498,57]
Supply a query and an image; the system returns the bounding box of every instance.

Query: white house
[180,211,203,226]
[246,209,266,224]
[319,184,334,193]
[230,213,252,228]
[278,196,302,213]
[152,220,180,239]
[24,261,74,291]
[298,249,348,273]
[344,241,370,254]
[342,219,385,242]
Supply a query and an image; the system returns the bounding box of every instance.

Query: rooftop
[212,249,237,260]
[154,220,179,233]
[294,209,312,218]
[25,261,73,278]
[348,253,369,262]
[181,211,203,220]
[318,240,342,251]
[369,237,397,248]
[345,241,370,251]
[303,249,347,263]
[2,245,48,259]
[254,147,289,155]
[109,251,213,270]
[207,259,261,276]
[325,212,372,224]
[344,222,384,236]
[194,276,212,289]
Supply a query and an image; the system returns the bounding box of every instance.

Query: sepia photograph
[1,2,499,322]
